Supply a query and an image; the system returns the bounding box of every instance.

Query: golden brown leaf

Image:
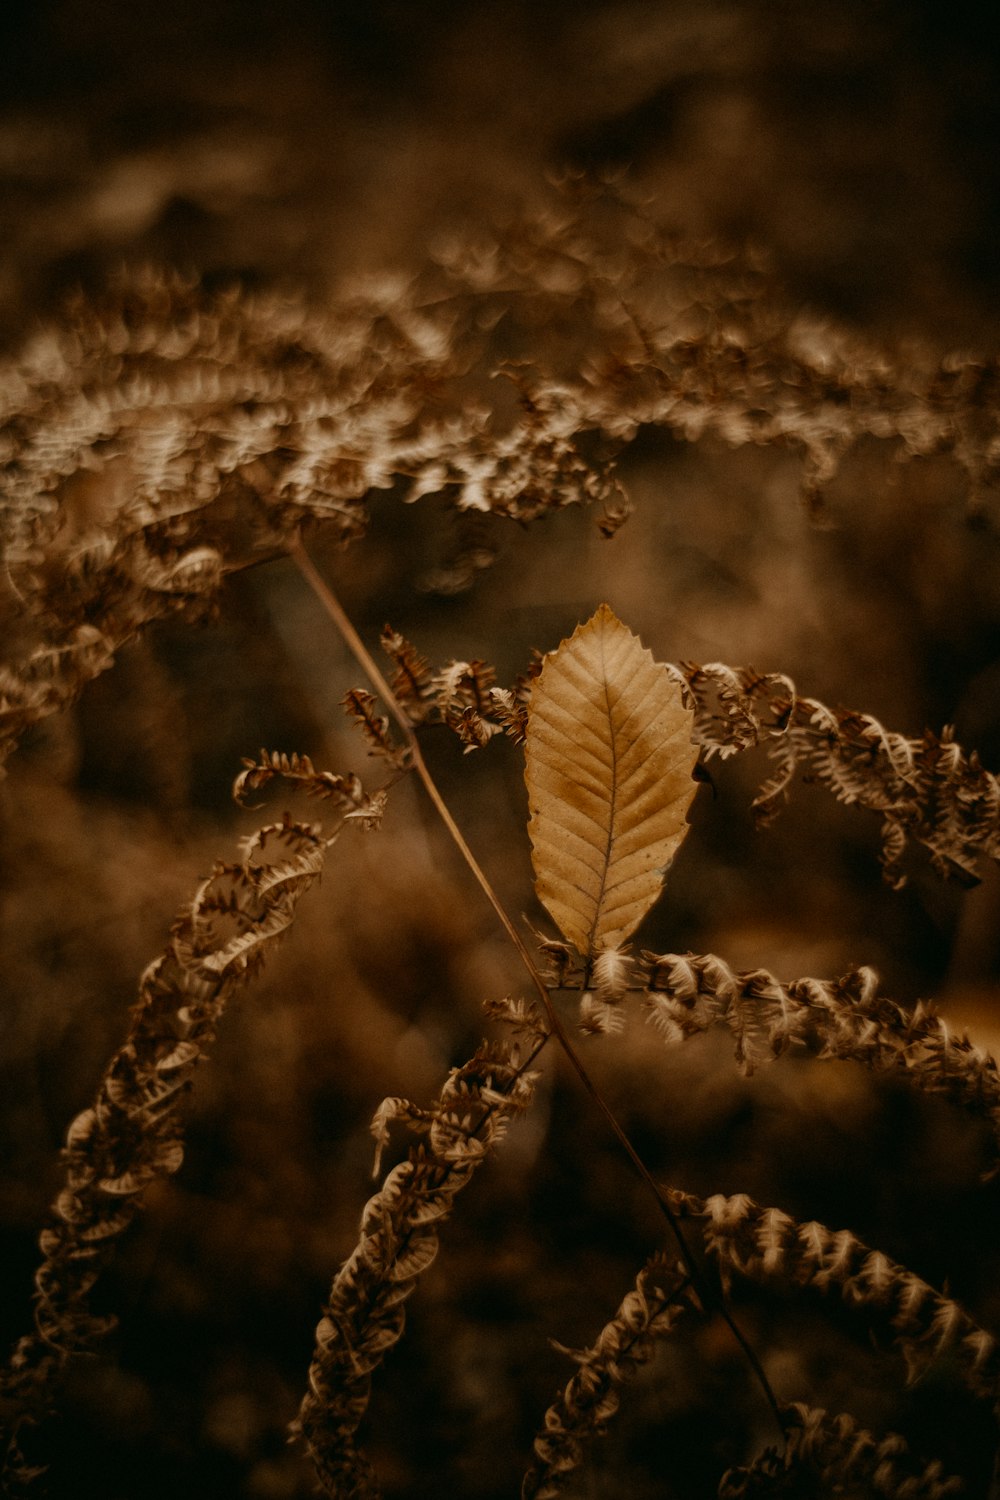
[525,604,697,956]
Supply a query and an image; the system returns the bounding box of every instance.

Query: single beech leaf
[525,604,697,956]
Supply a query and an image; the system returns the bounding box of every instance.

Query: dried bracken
[669,662,1000,886]
[672,1191,1000,1399]
[341,688,408,767]
[5,189,1000,1493]
[481,992,550,1049]
[0,815,328,1487]
[6,193,1000,775]
[719,1403,963,1498]
[642,952,1000,1169]
[0,212,621,768]
[578,945,634,1037]
[293,1038,540,1499]
[378,627,435,721]
[521,1254,696,1500]
[235,749,389,826]
[0,760,384,1491]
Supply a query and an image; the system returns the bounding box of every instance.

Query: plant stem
[287,533,785,1436]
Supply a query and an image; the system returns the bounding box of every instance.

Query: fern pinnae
[284,570,788,1462]
[642,952,1000,1170]
[6,196,1000,776]
[670,663,1000,886]
[521,1255,697,1500]
[5,176,1000,1494]
[0,786,379,1486]
[378,625,435,720]
[293,1037,543,1498]
[719,1403,963,1499]
[234,750,391,819]
[673,1191,1000,1400]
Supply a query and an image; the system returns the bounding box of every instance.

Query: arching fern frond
[642,952,1000,1172]
[521,1255,697,1500]
[293,1038,541,1499]
[669,662,1000,887]
[0,775,381,1491]
[719,1403,963,1499]
[672,1192,999,1400]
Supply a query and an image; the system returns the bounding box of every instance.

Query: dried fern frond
[719,1403,963,1499]
[481,993,550,1048]
[643,950,803,1074]
[7,192,1000,770]
[341,688,408,766]
[488,683,530,745]
[0,233,621,767]
[576,947,634,1037]
[670,662,1000,886]
[293,1040,540,1499]
[379,626,435,720]
[642,952,1000,1170]
[533,934,588,992]
[521,1254,696,1500]
[0,800,356,1487]
[672,1192,999,1399]
[234,749,388,826]
[0,626,119,769]
[423,657,501,751]
[440,186,1000,513]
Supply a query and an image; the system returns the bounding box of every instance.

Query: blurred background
[3,2,1000,1495]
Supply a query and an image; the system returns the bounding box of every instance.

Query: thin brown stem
[287,533,785,1436]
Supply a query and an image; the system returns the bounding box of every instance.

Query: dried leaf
[525,604,697,956]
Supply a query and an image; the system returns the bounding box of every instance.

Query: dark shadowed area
[3,3,1000,1497]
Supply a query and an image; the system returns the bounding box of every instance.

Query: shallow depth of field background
[3,3,1000,1496]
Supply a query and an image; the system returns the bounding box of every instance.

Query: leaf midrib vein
[585,626,626,955]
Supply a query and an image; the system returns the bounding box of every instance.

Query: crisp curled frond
[0,627,118,771]
[341,688,407,766]
[719,1404,963,1498]
[6,195,1000,769]
[379,626,435,720]
[533,934,588,992]
[673,1192,1000,1399]
[412,646,1000,891]
[642,950,807,1074]
[592,946,632,1002]
[234,750,387,827]
[0,804,341,1484]
[577,990,627,1037]
[576,946,635,1036]
[293,1040,539,1498]
[0,212,633,767]
[428,658,502,751]
[672,663,1000,886]
[642,951,1000,1171]
[358,624,533,753]
[488,684,530,745]
[481,994,550,1047]
[521,1255,696,1500]
[424,647,999,890]
[369,1097,436,1178]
